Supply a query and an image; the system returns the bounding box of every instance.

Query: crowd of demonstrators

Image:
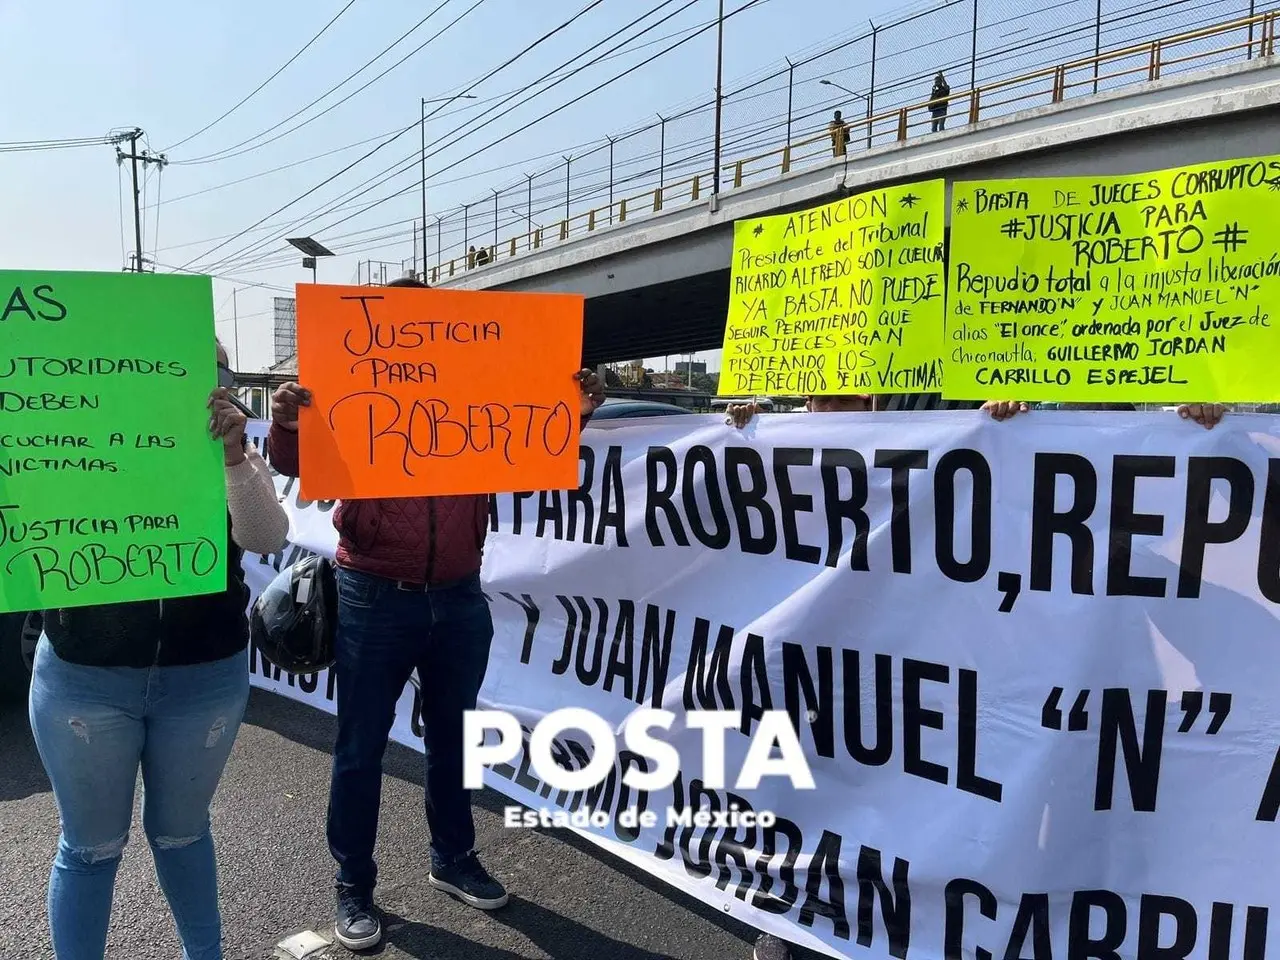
[28,342,289,960]
[731,391,1225,960]
[21,297,1231,960]
[266,275,605,951]
[728,394,1228,429]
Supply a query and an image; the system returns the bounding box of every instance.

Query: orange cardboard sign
[297,284,585,500]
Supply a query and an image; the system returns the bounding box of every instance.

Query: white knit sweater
[225,446,289,556]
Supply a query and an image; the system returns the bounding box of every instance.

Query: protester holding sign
[267,276,605,951]
[27,341,288,960]
[982,400,1228,426]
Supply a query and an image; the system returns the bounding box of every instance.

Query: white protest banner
[242,413,1280,960]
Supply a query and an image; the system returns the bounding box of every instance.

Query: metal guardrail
[429,10,1277,285]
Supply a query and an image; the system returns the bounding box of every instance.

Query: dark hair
[386,276,427,288]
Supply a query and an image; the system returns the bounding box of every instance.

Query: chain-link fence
[423,0,1278,282]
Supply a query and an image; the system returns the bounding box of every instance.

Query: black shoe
[335,886,383,951]
[753,933,792,960]
[429,852,509,910]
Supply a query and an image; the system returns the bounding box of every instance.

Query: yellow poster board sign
[719,180,946,397]
[944,157,1280,402]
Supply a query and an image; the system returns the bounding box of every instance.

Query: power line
[173,0,478,165]
[232,0,1187,276]
[200,0,1195,279]
[0,135,115,153]
[404,0,1200,246]
[202,0,701,273]
[154,16,720,210]
[169,2,786,265]
[153,262,294,293]
[161,0,363,152]
[182,0,614,272]
[212,0,771,273]
[152,123,409,207]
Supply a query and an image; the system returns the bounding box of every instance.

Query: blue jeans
[28,638,249,960]
[328,569,494,893]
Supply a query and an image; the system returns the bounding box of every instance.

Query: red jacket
[268,422,489,585]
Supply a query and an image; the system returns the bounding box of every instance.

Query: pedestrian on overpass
[266,276,606,952]
[27,341,289,960]
[929,72,951,132]
[827,110,851,158]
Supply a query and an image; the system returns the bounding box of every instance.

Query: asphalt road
[0,688,801,960]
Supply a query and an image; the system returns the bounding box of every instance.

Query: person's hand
[726,402,760,429]
[271,382,312,431]
[1178,403,1227,430]
[576,369,605,418]
[208,388,247,466]
[982,400,1029,422]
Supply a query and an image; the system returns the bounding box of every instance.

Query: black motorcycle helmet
[251,555,338,674]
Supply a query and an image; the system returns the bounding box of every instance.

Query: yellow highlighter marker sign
[945,157,1280,402]
[719,180,946,397]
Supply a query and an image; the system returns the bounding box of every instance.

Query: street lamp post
[820,79,870,148]
[420,94,476,278]
[286,236,334,285]
[511,207,542,233]
[819,78,868,102]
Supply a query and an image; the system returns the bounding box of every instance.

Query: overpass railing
[430,8,1278,285]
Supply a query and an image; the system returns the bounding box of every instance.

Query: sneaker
[429,852,509,910]
[334,886,383,951]
[753,933,792,960]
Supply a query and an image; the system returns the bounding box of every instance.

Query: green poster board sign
[0,271,227,613]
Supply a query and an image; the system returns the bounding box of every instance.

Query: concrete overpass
[439,52,1280,366]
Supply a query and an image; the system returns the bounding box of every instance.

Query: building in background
[273,297,296,366]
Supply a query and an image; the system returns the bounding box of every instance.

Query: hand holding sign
[719,180,947,397]
[296,284,586,500]
[945,156,1280,402]
[0,271,226,613]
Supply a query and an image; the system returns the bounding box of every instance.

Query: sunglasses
[216,363,258,419]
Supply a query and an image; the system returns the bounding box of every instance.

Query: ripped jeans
[28,637,249,960]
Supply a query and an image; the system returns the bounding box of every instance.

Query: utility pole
[1092,0,1102,93]
[115,129,166,272]
[712,0,725,197]
[421,98,427,280]
[969,0,979,90]
[419,93,477,278]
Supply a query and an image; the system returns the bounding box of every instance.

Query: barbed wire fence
[415,0,1276,279]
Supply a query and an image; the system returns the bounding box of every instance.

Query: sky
[0,0,930,371]
[0,0,1222,372]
